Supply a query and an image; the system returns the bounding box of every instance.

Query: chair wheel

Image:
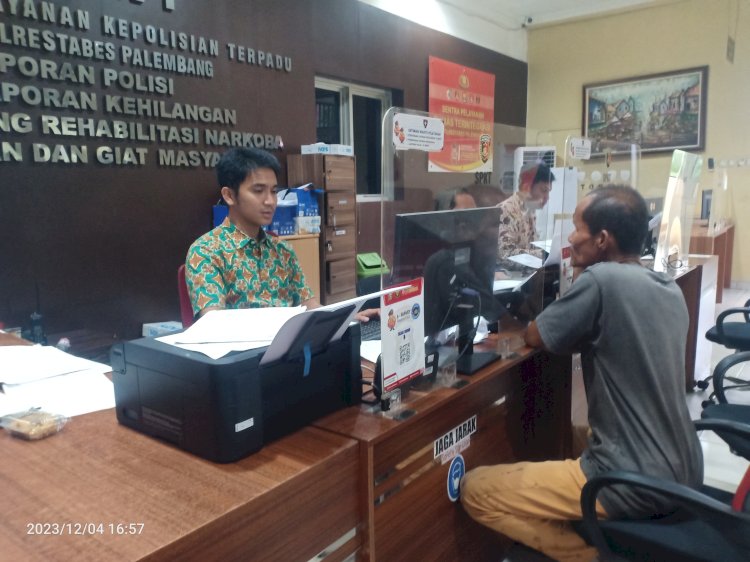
[701,399,714,408]
[696,380,709,390]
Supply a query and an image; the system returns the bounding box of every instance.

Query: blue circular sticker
[411,302,421,319]
[447,454,465,502]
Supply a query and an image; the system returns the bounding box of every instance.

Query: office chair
[577,418,750,562]
[701,351,750,460]
[696,299,750,391]
[705,298,750,351]
[177,264,195,329]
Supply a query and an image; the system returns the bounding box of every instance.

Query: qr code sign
[399,342,411,365]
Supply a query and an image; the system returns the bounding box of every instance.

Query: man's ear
[593,229,608,250]
[598,229,619,254]
[220,186,236,206]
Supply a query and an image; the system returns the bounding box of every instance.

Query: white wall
[357,0,528,61]
[527,0,749,283]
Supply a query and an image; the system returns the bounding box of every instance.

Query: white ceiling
[438,0,681,29]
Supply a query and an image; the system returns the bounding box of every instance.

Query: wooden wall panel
[0,0,526,338]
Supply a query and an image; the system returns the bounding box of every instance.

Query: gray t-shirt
[536,262,703,517]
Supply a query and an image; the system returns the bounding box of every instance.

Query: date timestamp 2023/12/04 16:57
[26,522,145,536]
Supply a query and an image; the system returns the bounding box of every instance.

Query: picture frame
[583,66,708,154]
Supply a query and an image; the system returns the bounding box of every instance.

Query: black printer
[111,317,362,463]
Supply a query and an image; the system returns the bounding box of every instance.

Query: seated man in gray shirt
[461,185,703,562]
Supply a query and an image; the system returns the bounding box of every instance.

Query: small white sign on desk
[380,279,425,393]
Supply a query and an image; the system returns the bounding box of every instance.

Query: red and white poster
[428,56,495,173]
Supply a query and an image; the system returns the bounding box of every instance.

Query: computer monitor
[390,207,502,374]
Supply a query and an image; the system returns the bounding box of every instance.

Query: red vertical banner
[428,56,495,173]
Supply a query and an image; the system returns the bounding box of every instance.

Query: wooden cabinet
[281,234,320,298]
[287,154,357,304]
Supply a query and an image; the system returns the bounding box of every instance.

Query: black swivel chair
[705,298,750,351]
[701,351,750,459]
[576,418,750,562]
[696,299,750,391]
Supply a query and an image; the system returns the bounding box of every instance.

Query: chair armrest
[715,307,750,336]
[580,470,745,559]
[708,351,750,404]
[694,416,750,437]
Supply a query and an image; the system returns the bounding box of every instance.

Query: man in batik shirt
[185,147,317,319]
[496,163,554,262]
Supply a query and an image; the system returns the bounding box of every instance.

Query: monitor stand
[455,312,499,375]
[456,351,499,375]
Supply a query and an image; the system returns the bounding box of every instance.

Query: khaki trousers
[461,458,607,562]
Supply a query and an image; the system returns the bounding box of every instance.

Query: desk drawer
[324,226,356,257]
[324,156,355,190]
[327,259,356,295]
[325,194,356,227]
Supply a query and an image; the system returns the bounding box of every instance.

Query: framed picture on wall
[583,66,708,154]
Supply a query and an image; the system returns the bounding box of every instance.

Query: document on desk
[260,287,404,365]
[169,306,306,344]
[158,287,409,361]
[157,307,306,359]
[543,233,562,267]
[0,345,114,417]
[1,370,115,417]
[531,239,552,253]
[507,253,543,269]
[0,345,110,385]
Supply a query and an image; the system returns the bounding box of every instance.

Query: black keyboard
[360,319,382,341]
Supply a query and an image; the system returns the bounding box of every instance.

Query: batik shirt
[185,218,313,317]
[496,192,543,262]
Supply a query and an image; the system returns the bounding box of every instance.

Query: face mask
[524,198,544,211]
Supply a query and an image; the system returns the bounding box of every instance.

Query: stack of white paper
[157,306,306,360]
[507,253,544,269]
[0,345,114,417]
[158,287,405,361]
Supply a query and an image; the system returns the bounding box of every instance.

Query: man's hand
[301,298,321,309]
[356,308,380,323]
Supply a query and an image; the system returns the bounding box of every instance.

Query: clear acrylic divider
[654,150,703,271]
[707,168,733,233]
[560,136,642,289]
[377,107,557,403]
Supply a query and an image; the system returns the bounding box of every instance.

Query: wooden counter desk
[0,332,360,562]
[314,337,572,561]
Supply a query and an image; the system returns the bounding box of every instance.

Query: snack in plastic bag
[0,409,69,440]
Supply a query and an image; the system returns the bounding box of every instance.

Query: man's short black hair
[216,147,281,192]
[519,162,556,188]
[449,187,473,209]
[533,163,555,185]
[582,184,649,255]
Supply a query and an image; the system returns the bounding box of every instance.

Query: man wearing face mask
[496,162,554,262]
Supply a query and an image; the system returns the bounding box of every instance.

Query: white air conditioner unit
[513,146,557,191]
